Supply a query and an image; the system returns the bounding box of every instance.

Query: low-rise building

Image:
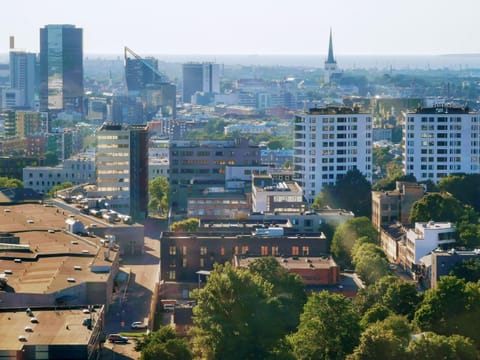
[405,221,456,270]
[0,306,104,360]
[187,189,250,219]
[371,181,424,231]
[235,256,340,285]
[252,174,305,214]
[160,230,328,283]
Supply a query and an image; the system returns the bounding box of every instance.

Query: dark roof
[380,223,407,240]
[0,188,43,204]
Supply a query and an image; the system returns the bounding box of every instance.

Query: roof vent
[67,278,76,282]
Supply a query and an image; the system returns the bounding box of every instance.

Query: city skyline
[2,0,480,56]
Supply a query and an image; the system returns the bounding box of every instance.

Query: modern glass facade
[39,24,83,113]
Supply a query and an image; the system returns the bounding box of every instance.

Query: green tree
[289,291,361,360]
[438,173,480,212]
[409,193,464,224]
[191,262,283,360]
[0,177,23,189]
[352,243,389,285]
[135,326,192,360]
[170,218,200,232]
[347,325,405,360]
[360,304,392,328]
[148,176,169,215]
[330,217,378,266]
[414,276,480,344]
[406,332,477,360]
[247,257,307,333]
[48,181,73,197]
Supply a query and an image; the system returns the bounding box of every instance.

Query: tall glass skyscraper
[9,51,36,109]
[39,24,83,113]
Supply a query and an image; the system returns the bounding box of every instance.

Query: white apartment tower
[403,104,480,182]
[294,106,373,203]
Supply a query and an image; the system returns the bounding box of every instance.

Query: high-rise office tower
[96,123,148,220]
[123,47,176,120]
[294,106,373,203]
[9,50,36,109]
[324,29,340,84]
[182,62,220,103]
[39,24,83,113]
[403,103,480,182]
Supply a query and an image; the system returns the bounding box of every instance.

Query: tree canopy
[148,176,169,215]
[0,177,23,189]
[135,326,192,360]
[450,258,480,283]
[438,173,480,212]
[330,217,378,266]
[409,193,465,224]
[48,181,73,197]
[170,218,200,232]
[406,332,477,360]
[312,169,372,217]
[190,262,285,360]
[289,291,361,360]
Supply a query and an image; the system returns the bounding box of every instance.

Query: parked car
[131,321,147,329]
[107,334,128,343]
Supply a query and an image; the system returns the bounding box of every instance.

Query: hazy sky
[1,0,480,56]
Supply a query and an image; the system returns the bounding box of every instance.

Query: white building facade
[293,106,373,203]
[404,104,480,182]
[406,221,456,266]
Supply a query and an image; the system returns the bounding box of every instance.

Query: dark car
[107,334,128,343]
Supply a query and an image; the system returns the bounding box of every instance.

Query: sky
[1,0,480,56]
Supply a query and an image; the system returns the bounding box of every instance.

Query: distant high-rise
[324,29,340,84]
[39,24,83,113]
[294,106,373,203]
[404,103,480,182]
[182,62,220,103]
[9,50,36,109]
[96,123,148,220]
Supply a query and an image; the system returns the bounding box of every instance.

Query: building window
[302,246,310,256]
[241,246,249,255]
[182,258,187,268]
[292,246,299,256]
[168,271,176,280]
[200,246,207,256]
[220,247,225,256]
[182,246,187,256]
[272,246,279,256]
[200,258,205,268]
[261,246,268,256]
[169,246,176,255]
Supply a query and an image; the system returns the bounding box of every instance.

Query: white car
[131,321,147,329]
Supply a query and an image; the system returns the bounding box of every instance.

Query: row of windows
[27,172,92,179]
[168,245,311,258]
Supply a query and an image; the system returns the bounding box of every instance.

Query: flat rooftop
[237,256,337,270]
[0,204,118,295]
[0,307,101,350]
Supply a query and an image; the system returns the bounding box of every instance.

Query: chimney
[9,36,14,50]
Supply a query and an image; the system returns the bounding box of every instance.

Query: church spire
[326,28,336,64]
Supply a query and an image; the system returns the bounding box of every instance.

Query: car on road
[131,321,147,329]
[107,334,128,343]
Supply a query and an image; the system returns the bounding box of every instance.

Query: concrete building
[0,307,104,360]
[0,203,120,309]
[169,138,260,213]
[294,106,373,203]
[9,50,36,109]
[252,174,305,214]
[23,152,95,194]
[404,103,480,182]
[371,181,425,231]
[182,62,220,103]
[423,249,480,289]
[96,123,148,220]
[405,221,456,268]
[14,111,48,137]
[160,230,329,282]
[187,189,250,219]
[39,24,83,113]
